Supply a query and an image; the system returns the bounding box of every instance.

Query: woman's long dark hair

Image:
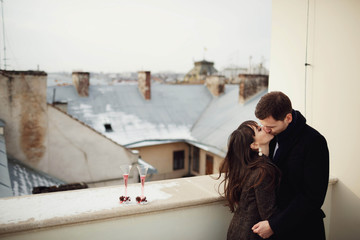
[218,120,280,212]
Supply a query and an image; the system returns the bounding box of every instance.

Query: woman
[218,120,281,240]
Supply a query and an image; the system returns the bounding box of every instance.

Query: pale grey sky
[2,0,272,73]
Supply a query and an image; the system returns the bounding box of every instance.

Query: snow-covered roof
[0,132,65,198]
[7,158,65,196]
[191,87,267,153]
[47,81,266,157]
[47,83,213,145]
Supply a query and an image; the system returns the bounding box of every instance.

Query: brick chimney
[138,71,151,100]
[205,75,225,96]
[72,72,90,97]
[239,74,268,103]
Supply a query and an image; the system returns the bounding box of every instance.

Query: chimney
[138,71,151,100]
[205,75,225,96]
[72,72,90,97]
[0,70,48,165]
[239,74,268,103]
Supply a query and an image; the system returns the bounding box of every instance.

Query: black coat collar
[271,110,307,163]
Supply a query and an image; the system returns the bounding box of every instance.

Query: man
[252,91,329,240]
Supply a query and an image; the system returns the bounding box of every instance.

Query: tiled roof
[0,133,13,198]
[0,122,65,198]
[7,158,65,196]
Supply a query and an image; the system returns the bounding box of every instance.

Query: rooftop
[0,70,47,76]
[8,158,65,196]
[47,81,265,156]
[0,134,12,198]
[1,132,65,197]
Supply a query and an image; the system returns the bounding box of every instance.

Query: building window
[192,147,200,173]
[206,154,214,175]
[104,123,113,132]
[173,150,185,170]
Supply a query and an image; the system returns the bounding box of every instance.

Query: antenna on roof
[248,55,252,74]
[1,0,7,70]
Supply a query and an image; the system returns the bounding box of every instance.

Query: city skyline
[1,0,271,73]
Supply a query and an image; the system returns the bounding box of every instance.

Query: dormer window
[104,123,113,132]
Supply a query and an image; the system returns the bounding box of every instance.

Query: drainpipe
[188,144,192,176]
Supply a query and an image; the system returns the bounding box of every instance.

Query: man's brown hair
[255,91,292,120]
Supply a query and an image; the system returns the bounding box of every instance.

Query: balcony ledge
[0,175,338,237]
[0,175,225,236]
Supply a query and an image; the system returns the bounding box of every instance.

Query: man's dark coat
[268,110,329,240]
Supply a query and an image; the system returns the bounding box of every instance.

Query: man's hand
[252,220,274,239]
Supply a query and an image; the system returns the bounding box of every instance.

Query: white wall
[47,106,138,185]
[268,1,308,112]
[270,1,360,239]
[1,203,231,240]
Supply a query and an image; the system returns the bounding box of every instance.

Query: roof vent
[104,123,113,132]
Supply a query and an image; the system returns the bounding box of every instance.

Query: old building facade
[0,71,138,191]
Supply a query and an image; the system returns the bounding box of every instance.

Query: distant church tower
[184,60,218,84]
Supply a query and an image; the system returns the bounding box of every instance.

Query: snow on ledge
[0,175,224,235]
[0,175,338,236]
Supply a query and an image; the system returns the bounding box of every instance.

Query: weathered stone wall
[0,71,48,166]
[238,74,268,103]
[72,72,90,97]
[0,70,137,184]
[205,75,226,97]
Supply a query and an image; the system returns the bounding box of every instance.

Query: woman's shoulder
[252,155,278,171]
[250,156,281,184]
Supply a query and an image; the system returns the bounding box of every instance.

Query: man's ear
[285,112,293,124]
[250,142,259,150]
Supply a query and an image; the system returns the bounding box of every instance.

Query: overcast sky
[2,0,271,73]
